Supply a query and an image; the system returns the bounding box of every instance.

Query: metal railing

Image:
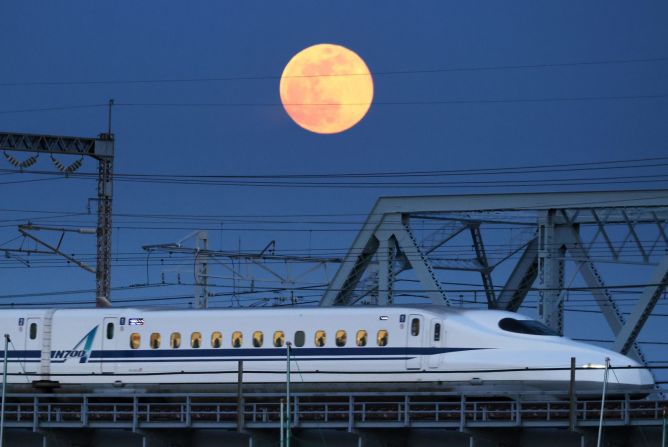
[1,392,665,431]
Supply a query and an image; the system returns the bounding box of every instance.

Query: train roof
[0,304,512,318]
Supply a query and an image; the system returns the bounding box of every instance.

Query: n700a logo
[51,326,98,363]
[51,350,86,359]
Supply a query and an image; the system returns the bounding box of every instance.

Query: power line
[1,170,667,189]
[2,55,667,87]
[0,281,665,301]
[2,155,666,181]
[2,93,667,115]
[0,104,106,114]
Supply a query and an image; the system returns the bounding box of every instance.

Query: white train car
[0,305,654,394]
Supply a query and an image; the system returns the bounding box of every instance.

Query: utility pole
[95,132,114,308]
[286,341,292,447]
[236,360,244,432]
[195,231,209,308]
[569,357,576,431]
[280,400,285,447]
[596,357,611,447]
[1,334,10,447]
[662,405,666,447]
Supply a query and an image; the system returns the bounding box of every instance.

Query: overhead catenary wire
[1,153,667,191]
[0,281,666,303]
[3,171,668,188]
[2,154,667,178]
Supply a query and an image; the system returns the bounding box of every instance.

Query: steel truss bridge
[320,190,668,376]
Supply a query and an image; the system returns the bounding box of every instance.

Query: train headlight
[582,363,606,369]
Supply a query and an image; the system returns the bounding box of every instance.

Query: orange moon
[279,44,374,134]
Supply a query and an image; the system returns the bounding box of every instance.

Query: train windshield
[498,318,559,336]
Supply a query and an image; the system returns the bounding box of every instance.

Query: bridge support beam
[497,237,538,311]
[613,254,668,354]
[537,210,566,334]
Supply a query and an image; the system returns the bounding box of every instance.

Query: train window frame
[434,323,441,342]
[253,331,264,348]
[356,330,367,347]
[29,323,37,340]
[377,329,389,347]
[335,330,347,347]
[232,331,243,348]
[150,332,161,349]
[170,332,181,349]
[498,318,559,336]
[190,332,202,348]
[211,331,222,348]
[411,318,420,336]
[273,331,285,347]
[130,333,141,349]
[294,331,305,347]
[314,330,327,347]
[106,322,114,340]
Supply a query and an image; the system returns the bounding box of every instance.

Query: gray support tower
[0,131,115,307]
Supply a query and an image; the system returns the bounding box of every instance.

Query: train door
[24,317,41,374]
[101,317,118,373]
[405,314,424,370]
[428,319,442,368]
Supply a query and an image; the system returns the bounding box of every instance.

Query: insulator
[4,151,39,168]
[50,155,84,173]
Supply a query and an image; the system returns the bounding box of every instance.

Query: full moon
[279,44,374,134]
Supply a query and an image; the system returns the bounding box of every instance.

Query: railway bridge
[1,390,666,447]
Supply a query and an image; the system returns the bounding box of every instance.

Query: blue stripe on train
[87,356,412,363]
[90,347,479,359]
[4,347,483,363]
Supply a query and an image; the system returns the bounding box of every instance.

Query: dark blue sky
[1,1,667,373]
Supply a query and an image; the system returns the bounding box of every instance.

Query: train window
[335,330,347,347]
[106,322,114,340]
[211,331,222,348]
[150,333,161,349]
[29,323,37,340]
[411,318,420,336]
[232,331,243,348]
[377,329,388,347]
[130,333,140,349]
[170,332,181,348]
[273,331,285,347]
[314,330,326,347]
[253,331,264,348]
[294,331,305,347]
[498,318,559,336]
[434,323,441,342]
[191,332,202,348]
[356,330,367,347]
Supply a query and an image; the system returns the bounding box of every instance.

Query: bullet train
[0,305,654,394]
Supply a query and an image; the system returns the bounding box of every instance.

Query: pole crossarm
[18,227,95,273]
[0,132,113,159]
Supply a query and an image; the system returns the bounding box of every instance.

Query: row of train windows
[128,329,390,349]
